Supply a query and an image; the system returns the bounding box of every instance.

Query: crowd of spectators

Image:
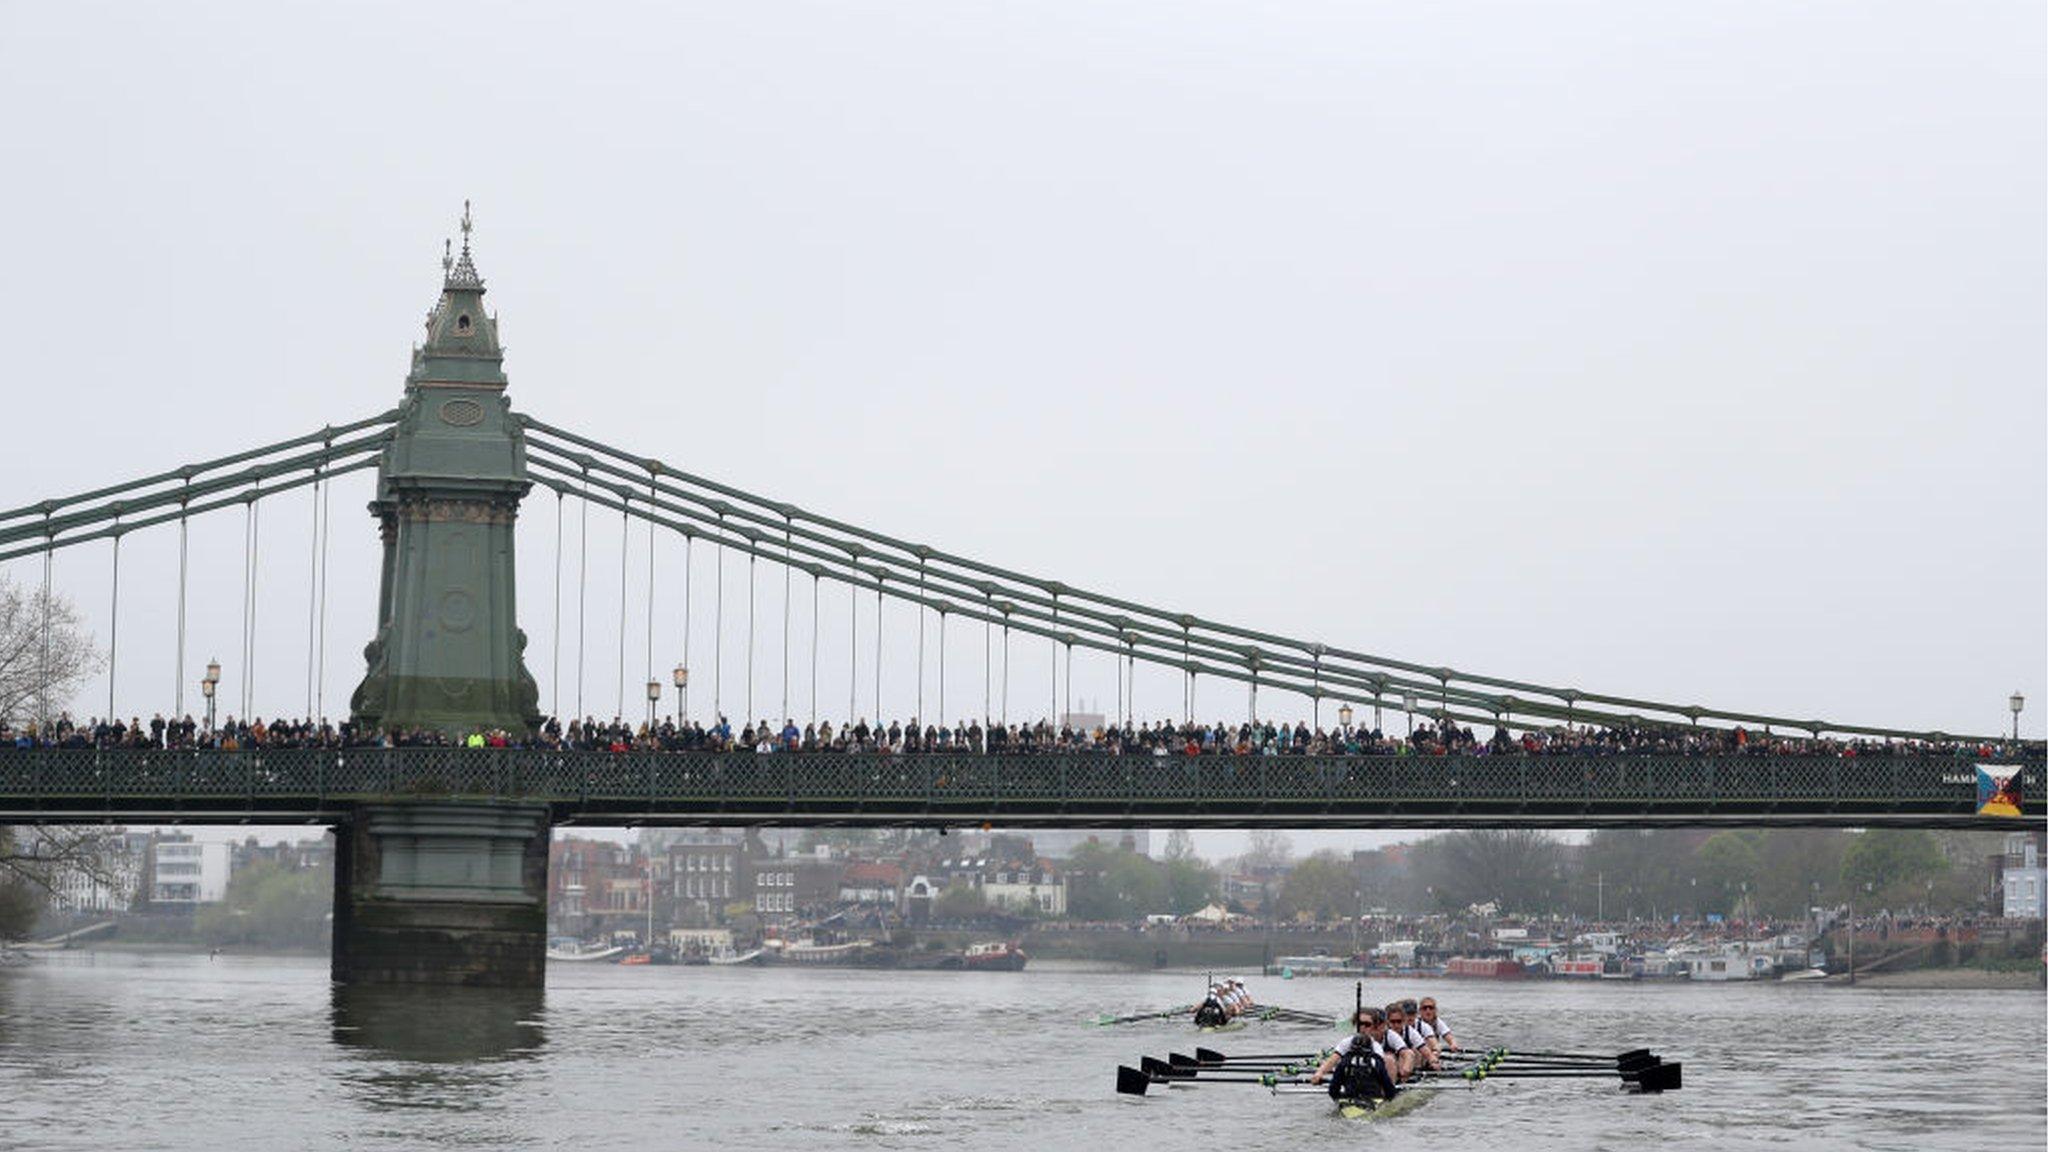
[0,710,2029,759]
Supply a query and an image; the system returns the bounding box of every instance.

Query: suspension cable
[809,566,818,725]
[1050,593,1059,726]
[873,581,882,723]
[681,534,692,723]
[916,559,926,724]
[713,519,725,722]
[847,576,857,724]
[249,493,261,719]
[520,420,2007,743]
[39,515,51,727]
[1001,613,1010,727]
[577,466,590,720]
[645,475,657,725]
[746,552,757,725]
[552,489,563,721]
[617,501,629,721]
[937,606,947,725]
[174,492,189,718]
[781,519,791,724]
[304,467,321,719]
[238,494,253,721]
[316,462,332,722]
[106,526,121,722]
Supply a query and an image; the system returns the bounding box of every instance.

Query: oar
[1092,1004,1196,1026]
[1492,1047,1654,1063]
[1495,1053,1663,1075]
[1457,1063,1682,1092]
[1116,1065,1291,1096]
[1167,1053,1314,1075]
[1255,1005,1329,1020]
[1194,1046,1323,1064]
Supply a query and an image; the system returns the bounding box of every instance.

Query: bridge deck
[0,749,2037,828]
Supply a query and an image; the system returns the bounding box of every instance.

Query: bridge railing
[0,748,2036,825]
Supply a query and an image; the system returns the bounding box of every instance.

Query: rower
[1194,985,1229,1027]
[1418,997,1458,1052]
[1397,998,1439,1071]
[1380,1002,1417,1082]
[1310,1008,1397,1102]
[1219,980,1246,1018]
[1229,977,1253,1011]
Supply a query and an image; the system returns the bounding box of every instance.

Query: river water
[0,954,2041,1151]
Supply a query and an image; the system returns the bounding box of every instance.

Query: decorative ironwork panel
[0,748,2037,826]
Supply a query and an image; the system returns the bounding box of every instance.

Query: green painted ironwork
[0,749,2035,829]
[348,204,541,736]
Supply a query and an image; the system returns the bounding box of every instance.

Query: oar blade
[1634,1062,1682,1093]
[1195,1047,1229,1064]
[1116,1065,1152,1096]
[1142,1056,1177,1079]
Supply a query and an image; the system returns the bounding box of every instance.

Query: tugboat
[960,940,1029,972]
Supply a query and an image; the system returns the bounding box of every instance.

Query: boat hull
[1338,1087,1435,1121]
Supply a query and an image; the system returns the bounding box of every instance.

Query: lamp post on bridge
[201,659,220,733]
[645,679,661,727]
[2011,692,2025,741]
[1402,694,1416,740]
[1338,703,1353,736]
[674,665,689,725]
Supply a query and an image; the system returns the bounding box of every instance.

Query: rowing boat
[1197,1021,1248,1033]
[1336,1087,1434,1121]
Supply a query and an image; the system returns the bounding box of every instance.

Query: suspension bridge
[0,208,2036,986]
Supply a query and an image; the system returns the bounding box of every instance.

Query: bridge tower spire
[349,202,541,737]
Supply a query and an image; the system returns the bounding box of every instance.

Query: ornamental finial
[444,200,484,291]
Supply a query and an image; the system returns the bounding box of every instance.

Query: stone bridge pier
[330,802,552,988]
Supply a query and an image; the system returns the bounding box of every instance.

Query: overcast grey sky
[2,2,2042,858]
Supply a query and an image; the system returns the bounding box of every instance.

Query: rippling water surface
[0,954,2041,1150]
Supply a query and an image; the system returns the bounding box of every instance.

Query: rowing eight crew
[1193,978,1256,1026]
[1309,997,1461,1101]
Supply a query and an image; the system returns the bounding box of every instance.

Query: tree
[1162,829,1198,863]
[0,575,102,726]
[195,860,331,949]
[1274,850,1356,921]
[1694,830,1765,916]
[1841,829,1944,906]
[1,578,106,939]
[1243,830,1294,871]
[932,881,987,921]
[0,829,39,940]
[0,826,126,942]
[1412,830,1562,915]
[1066,841,1169,921]
[1163,857,1220,915]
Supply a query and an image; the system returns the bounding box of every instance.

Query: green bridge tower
[333,205,551,989]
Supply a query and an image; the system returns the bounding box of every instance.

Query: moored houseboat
[961,941,1029,972]
[1444,956,1530,979]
